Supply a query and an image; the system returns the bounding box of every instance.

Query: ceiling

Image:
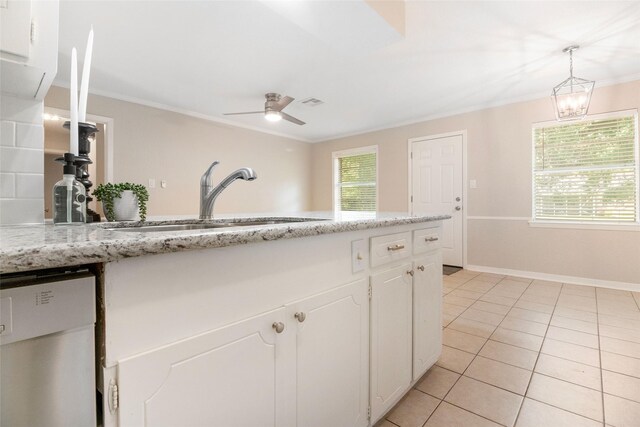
[55,1,640,143]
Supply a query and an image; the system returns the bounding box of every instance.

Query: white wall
[44,86,312,217]
[0,94,45,224]
[311,80,640,286]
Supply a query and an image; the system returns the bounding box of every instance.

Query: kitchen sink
[104,218,328,233]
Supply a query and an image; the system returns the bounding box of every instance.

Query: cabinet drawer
[370,231,411,267]
[413,227,441,254]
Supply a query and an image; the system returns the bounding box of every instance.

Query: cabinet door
[116,308,294,427]
[0,0,31,58]
[286,279,369,427]
[370,264,413,421]
[413,252,443,380]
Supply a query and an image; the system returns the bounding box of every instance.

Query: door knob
[294,312,306,323]
[272,322,285,333]
[455,206,461,211]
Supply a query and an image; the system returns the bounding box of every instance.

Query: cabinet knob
[417,265,425,271]
[294,312,306,323]
[406,270,414,277]
[272,322,285,333]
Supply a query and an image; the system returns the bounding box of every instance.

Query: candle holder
[59,121,101,222]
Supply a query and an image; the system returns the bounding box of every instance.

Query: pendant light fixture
[552,45,595,121]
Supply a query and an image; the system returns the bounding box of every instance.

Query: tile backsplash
[0,94,45,224]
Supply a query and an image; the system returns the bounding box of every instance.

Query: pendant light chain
[569,49,574,79]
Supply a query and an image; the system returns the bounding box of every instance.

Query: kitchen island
[0,212,448,426]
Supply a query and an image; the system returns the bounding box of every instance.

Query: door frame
[407,130,468,268]
[44,106,114,182]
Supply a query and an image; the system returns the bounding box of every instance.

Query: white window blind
[334,148,377,212]
[533,112,638,223]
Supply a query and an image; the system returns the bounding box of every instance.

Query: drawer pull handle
[425,237,439,242]
[417,265,425,271]
[294,312,306,323]
[387,244,405,251]
[272,322,285,333]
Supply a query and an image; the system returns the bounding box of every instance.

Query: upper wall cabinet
[0,0,59,100]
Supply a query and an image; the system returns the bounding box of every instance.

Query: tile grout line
[411,274,481,427]
[511,279,562,427]
[420,272,501,426]
[437,275,533,427]
[410,273,640,427]
[596,289,607,427]
[438,275,637,427]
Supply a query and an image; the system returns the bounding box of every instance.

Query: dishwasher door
[0,272,96,427]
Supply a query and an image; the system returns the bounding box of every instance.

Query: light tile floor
[377,270,640,427]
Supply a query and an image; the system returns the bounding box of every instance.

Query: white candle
[78,26,93,122]
[70,47,79,156]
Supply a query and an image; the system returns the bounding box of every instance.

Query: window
[532,111,639,224]
[333,146,378,214]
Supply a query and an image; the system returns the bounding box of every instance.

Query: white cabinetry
[287,279,369,427]
[412,252,443,380]
[100,222,443,427]
[117,308,292,427]
[0,0,32,58]
[368,226,443,422]
[113,279,369,427]
[370,264,413,421]
[0,0,59,99]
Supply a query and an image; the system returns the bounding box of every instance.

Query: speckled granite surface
[0,212,448,274]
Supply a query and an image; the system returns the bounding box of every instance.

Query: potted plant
[93,182,149,222]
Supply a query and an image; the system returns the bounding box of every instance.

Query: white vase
[111,190,140,221]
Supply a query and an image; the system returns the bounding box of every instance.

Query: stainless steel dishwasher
[0,269,96,427]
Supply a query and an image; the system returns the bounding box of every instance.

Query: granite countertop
[0,212,449,274]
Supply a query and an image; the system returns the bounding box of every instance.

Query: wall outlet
[470,179,477,189]
[148,179,156,189]
[160,180,167,189]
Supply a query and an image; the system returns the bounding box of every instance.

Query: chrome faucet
[199,161,257,219]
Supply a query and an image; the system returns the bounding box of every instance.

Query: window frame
[530,109,640,230]
[332,145,379,214]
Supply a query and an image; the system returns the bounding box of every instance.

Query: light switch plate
[470,179,477,189]
[351,239,367,273]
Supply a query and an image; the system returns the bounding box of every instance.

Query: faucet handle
[201,161,220,186]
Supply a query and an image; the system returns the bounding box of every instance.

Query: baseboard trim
[465,264,639,292]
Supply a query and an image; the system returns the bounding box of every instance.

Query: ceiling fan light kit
[552,45,595,121]
[224,93,306,125]
[265,110,282,122]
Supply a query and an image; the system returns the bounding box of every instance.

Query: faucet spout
[199,162,257,219]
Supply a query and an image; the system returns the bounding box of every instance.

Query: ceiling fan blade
[281,112,305,125]
[223,111,264,116]
[274,95,294,111]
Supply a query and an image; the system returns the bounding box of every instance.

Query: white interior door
[411,134,464,266]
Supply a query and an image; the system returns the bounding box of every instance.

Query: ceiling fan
[224,93,305,125]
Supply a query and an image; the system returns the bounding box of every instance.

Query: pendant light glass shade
[552,46,594,121]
